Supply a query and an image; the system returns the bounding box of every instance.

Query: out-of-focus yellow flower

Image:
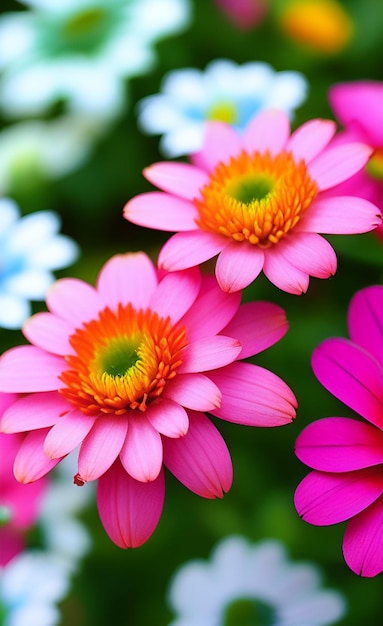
[278,0,354,53]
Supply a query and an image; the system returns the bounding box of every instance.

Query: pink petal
[263,248,309,294]
[180,276,241,341]
[143,162,209,199]
[295,417,383,472]
[123,192,198,231]
[43,410,97,459]
[312,338,383,428]
[243,109,290,155]
[287,119,337,163]
[277,233,337,278]
[294,468,383,525]
[78,415,128,482]
[149,267,201,323]
[348,286,383,361]
[119,417,163,482]
[0,527,24,566]
[178,336,241,373]
[158,230,227,271]
[96,252,158,310]
[221,301,288,359]
[163,411,232,498]
[0,346,64,393]
[308,143,373,190]
[0,392,70,433]
[297,195,382,234]
[329,81,383,147]
[147,399,189,438]
[208,362,297,426]
[165,373,221,411]
[46,278,103,326]
[23,313,73,356]
[97,460,165,548]
[215,242,264,292]
[197,122,242,171]
[343,495,383,577]
[14,429,62,483]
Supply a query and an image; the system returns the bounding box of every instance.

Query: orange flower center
[194,150,318,248]
[59,304,188,416]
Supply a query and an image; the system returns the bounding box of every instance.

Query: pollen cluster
[59,304,188,416]
[195,149,318,248]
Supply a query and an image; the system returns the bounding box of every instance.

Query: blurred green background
[1,0,383,624]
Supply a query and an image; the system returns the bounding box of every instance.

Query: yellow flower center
[194,150,318,248]
[59,304,188,416]
[366,147,383,182]
[207,102,238,125]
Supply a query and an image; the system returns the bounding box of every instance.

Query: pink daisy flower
[329,80,383,240]
[0,252,296,549]
[294,285,383,577]
[124,109,381,294]
[0,393,48,565]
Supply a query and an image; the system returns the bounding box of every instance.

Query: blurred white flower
[137,59,308,156]
[0,198,79,330]
[0,550,72,626]
[167,536,346,626]
[0,0,191,119]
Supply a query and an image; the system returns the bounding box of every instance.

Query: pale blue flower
[0,0,191,119]
[167,536,346,626]
[137,59,308,157]
[0,199,79,330]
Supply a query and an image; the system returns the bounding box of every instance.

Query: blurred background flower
[213,0,269,30]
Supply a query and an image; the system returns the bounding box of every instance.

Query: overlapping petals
[0,252,296,549]
[295,285,383,576]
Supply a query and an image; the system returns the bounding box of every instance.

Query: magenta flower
[214,0,269,30]
[124,109,381,295]
[329,80,383,239]
[0,252,296,549]
[294,285,383,577]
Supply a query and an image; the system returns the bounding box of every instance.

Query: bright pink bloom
[124,109,381,295]
[0,253,296,549]
[294,285,383,577]
[329,81,383,240]
[214,0,268,29]
[0,393,47,565]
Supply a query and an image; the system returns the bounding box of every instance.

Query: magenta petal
[312,338,383,428]
[96,252,158,310]
[215,242,264,292]
[0,527,24,566]
[119,417,163,482]
[146,399,189,438]
[308,143,373,190]
[14,429,62,483]
[287,119,337,162]
[178,336,241,373]
[123,192,198,231]
[23,313,73,356]
[329,81,383,146]
[263,248,309,294]
[297,196,382,234]
[348,286,383,361]
[43,410,97,459]
[295,417,383,472]
[97,460,165,548]
[1,392,70,434]
[277,233,337,279]
[158,230,226,271]
[198,122,242,170]
[0,346,64,393]
[295,468,383,525]
[243,109,290,155]
[221,301,288,359]
[149,266,201,323]
[46,278,102,326]
[78,415,128,482]
[208,362,297,426]
[343,496,383,577]
[143,162,209,199]
[165,373,221,411]
[163,411,232,498]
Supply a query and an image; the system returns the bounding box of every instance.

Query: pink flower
[124,109,381,295]
[214,0,269,30]
[329,81,383,240]
[294,285,383,577]
[0,393,47,565]
[0,252,296,549]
